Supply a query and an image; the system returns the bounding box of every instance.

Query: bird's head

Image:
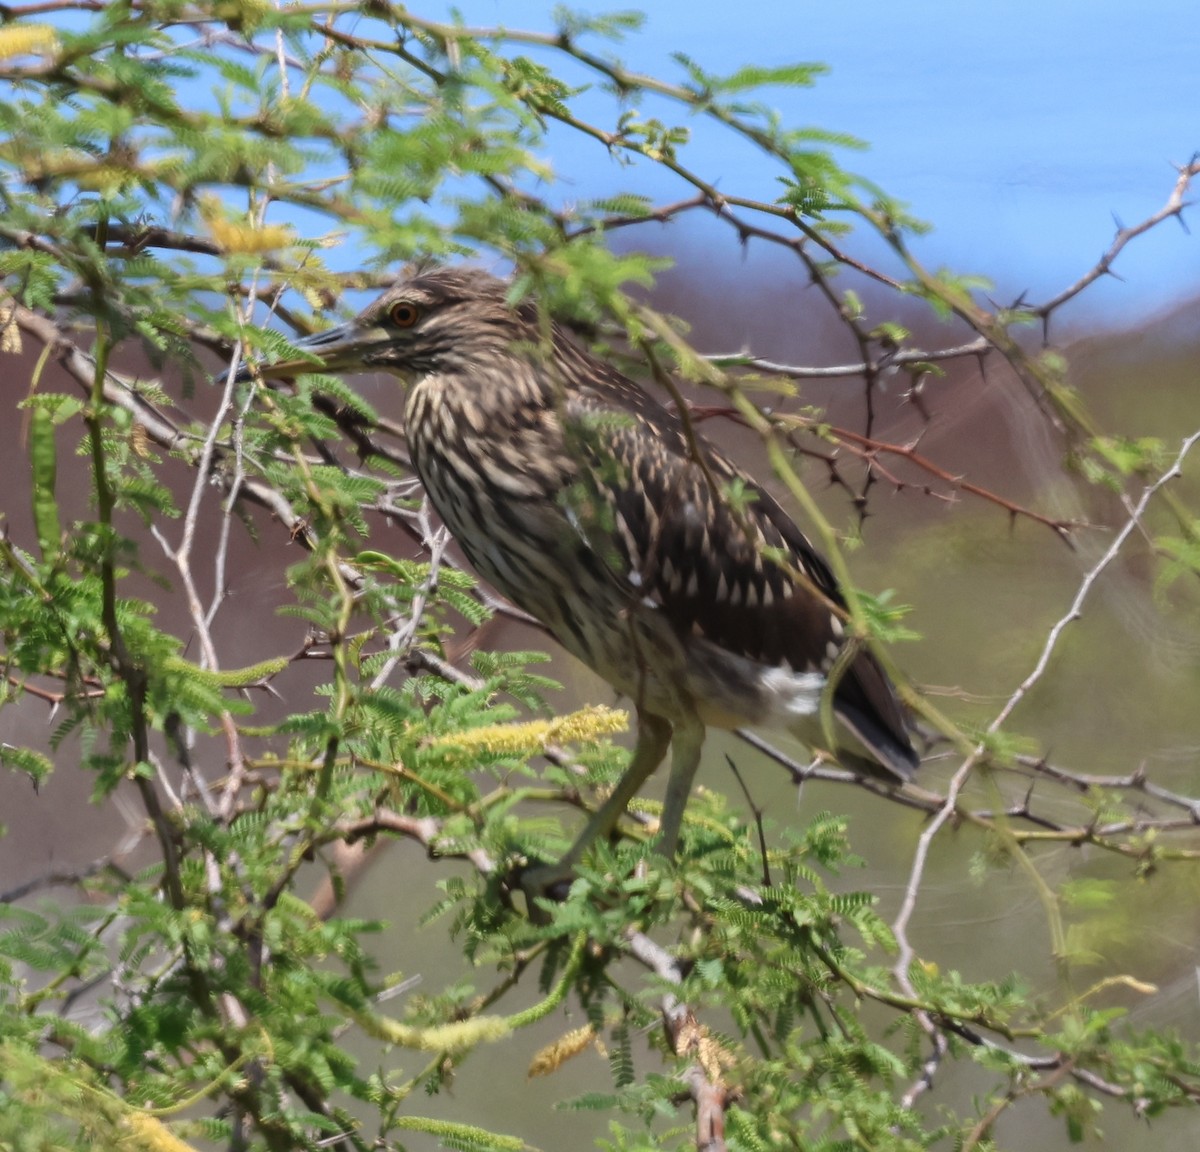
[236,266,532,383]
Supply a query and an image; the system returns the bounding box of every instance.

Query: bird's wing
[558,345,916,778]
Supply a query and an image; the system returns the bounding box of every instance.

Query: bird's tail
[829,701,919,784]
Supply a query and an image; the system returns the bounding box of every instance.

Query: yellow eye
[390,301,421,328]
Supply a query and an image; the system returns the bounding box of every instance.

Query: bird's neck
[404,359,559,427]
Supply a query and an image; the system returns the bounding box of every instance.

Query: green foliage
[1084,434,1168,486]
[1155,518,1200,597]
[857,588,921,644]
[0,4,1196,1152]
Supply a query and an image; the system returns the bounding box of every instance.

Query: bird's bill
[234,322,392,381]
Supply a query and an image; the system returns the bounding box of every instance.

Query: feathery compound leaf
[390,1116,528,1152]
[710,62,829,93]
[0,744,53,784]
[607,1017,634,1088]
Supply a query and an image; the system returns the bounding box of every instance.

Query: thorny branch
[799,420,1082,543]
[1035,155,1200,323]
[704,337,992,379]
[687,398,1080,540]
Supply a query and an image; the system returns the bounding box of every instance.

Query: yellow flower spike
[0,24,59,61]
[0,293,20,356]
[355,1012,514,1053]
[120,1110,199,1152]
[199,195,295,254]
[432,704,628,755]
[528,1025,597,1078]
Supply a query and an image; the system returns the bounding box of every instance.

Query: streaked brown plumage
[250,266,918,879]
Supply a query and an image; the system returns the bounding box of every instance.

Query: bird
[246,265,918,886]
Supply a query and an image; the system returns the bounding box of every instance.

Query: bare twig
[704,338,991,379]
[889,428,1200,1103]
[1035,157,1200,322]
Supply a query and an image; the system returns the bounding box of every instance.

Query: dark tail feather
[835,702,919,783]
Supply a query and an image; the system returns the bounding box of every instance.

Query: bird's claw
[510,859,577,923]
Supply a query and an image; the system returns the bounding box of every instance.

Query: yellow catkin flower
[696,1033,735,1084]
[0,24,59,61]
[545,704,629,744]
[527,1025,597,1078]
[433,704,628,755]
[0,294,20,355]
[355,1010,512,1052]
[676,1013,736,1084]
[199,194,294,254]
[120,1110,199,1152]
[208,217,295,254]
[130,422,151,459]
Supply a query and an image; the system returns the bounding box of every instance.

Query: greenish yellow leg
[656,714,705,859]
[522,710,673,898]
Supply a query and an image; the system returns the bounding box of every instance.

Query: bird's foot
[507,858,578,923]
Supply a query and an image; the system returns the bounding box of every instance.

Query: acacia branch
[704,338,991,379]
[813,421,1081,543]
[624,931,730,1152]
[1035,156,1199,321]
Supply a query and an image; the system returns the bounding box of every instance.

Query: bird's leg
[655,714,705,858]
[520,710,672,901]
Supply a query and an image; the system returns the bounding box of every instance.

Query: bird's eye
[390,302,421,328]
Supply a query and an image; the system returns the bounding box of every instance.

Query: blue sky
[441,1,1199,322]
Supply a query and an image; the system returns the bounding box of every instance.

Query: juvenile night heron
[250,266,918,882]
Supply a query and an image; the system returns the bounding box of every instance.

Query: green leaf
[709,62,829,94]
[0,743,54,784]
[1090,434,1166,477]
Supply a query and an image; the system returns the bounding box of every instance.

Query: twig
[992,427,1200,734]
[1035,157,1200,321]
[704,338,991,379]
[625,930,731,1152]
[369,525,451,690]
[889,428,1200,1102]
